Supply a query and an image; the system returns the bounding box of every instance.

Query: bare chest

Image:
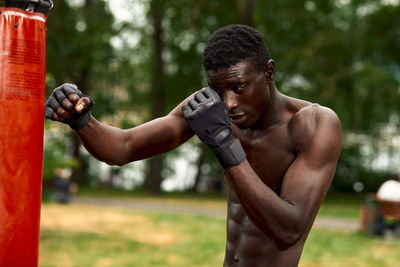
[223,125,302,265]
[235,123,296,192]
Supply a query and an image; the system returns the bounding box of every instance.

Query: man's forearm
[76,114,193,166]
[76,116,133,166]
[226,161,306,249]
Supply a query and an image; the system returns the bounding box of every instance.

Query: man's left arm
[182,90,342,249]
[226,107,342,249]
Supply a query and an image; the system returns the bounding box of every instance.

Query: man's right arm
[77,108,193,165]
[45,83,194,166]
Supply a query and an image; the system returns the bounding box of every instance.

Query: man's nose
[224,92,238,111]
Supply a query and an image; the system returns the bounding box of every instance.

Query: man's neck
[252,84,288,131]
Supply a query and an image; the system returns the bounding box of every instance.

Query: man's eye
[233,85,246,93]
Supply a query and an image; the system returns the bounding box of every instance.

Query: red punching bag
[0,1,52,266]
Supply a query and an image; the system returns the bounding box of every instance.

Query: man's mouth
[230,113,245,123]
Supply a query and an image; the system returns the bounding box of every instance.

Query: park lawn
[75,188,364,219]
[301,229,400,267]
[39,203,400,267]
[39,203,226,267]
[318,193,365,219]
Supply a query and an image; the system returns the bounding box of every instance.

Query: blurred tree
[134,0,246,193]
[239,0,255,26]
[44,0,400,193]
[145,0,166,194]
[253,0,400,191]
[42,125,78,182]
[46,0,118,184]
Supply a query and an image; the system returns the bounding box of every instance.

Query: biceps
[279,113,341,227]
[280,155,337,222]
[282,118,342,208]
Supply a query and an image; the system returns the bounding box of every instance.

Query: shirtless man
[45,24,342,266]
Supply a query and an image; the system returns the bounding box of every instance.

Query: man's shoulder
[289,102,341,151]
[291,102,340,130]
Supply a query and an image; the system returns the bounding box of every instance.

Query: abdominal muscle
[223,189,305,267]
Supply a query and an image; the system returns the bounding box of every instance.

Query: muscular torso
[223,102,313,267]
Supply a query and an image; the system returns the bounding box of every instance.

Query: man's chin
[232,121,249,129]
[232,115,260,129]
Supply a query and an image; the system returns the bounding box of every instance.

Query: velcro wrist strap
[69,112,91,130]
[215,138,246,169]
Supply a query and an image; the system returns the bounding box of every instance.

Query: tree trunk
[146,0,165,194]
[70,132,83,184]
[69,0,95,185]
[189,143,207,192]
[239,0,255,26]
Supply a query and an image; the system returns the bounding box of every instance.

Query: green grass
[39,203,225,267]
[39,202,400,267]
[301,229,400,267]
[318,193,365,219]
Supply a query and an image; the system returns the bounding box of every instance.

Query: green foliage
[46,0,119,118]
[160,0,244,109]
[42,0,400,192]
[335,145,391,193]
[252,0,400,192]
[155,0,400,192]
[43,123,79,181]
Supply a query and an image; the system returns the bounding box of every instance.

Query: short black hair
[202,24,270,71]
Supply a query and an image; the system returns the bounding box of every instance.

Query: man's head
[203,25,275,129]
[203,24,270,72]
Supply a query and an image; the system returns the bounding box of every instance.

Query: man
[45,24,342,266]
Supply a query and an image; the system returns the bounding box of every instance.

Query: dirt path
[71,196,360,232]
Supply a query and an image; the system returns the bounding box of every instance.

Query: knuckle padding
[188,99,198,109]
[182,89,246,169]
[54,89,67,103]
[194,92,207,102]
[47,97,60,110]
[44,84,94,130]
[63,84,83,97]
[45,106,55,119]
[182,105,193,120]
[204,88,220,101]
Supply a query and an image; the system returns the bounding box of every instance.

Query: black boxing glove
[182,88,246,169]
[45,83,94,130]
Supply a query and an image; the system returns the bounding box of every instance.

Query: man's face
[206,61,270,129]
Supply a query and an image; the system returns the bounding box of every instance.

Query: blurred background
[3,0,400,266]
[40,0,400,196]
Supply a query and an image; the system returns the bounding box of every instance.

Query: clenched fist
[45,83,94,130]
[182,88,246,169]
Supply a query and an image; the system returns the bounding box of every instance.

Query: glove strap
[69,111,91,130]
[215,138,246,169]
[68,94,95,130]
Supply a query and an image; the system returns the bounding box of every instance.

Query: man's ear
[264,59,275,82]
